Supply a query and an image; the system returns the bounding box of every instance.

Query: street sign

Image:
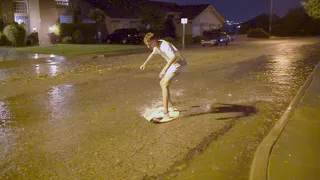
[181,18,188,24]
[180,18,188,49]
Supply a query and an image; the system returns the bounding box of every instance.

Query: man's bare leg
[168,88,173,108]
[160,79,170,114]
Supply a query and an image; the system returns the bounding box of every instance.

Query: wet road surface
[0,38,319,179]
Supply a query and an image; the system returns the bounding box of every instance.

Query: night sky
[153,0,303,22]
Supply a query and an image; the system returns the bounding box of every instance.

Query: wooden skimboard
[143,107,180,123]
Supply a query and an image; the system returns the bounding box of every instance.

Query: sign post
[181,18,188,49]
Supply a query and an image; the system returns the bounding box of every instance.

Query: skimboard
[143,107,180,123]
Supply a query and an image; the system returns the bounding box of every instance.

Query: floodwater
[0,38,319,179]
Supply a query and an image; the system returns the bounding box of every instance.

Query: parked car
[201,31,231,46]
[227,33,236,42]
[104,28,143,44]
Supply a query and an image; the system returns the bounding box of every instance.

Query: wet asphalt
[0,37,319,179]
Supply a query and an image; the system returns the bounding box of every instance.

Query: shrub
[3,24,18,46]
[26,32,39,46]
[192,36,201,44]
[72,30,85,44]
[48,32,59,44]
[0,19,5,32]
[17,23,27,46]
[0,32,10,46]
[247,28,270,38]
[51,24,61,36]
[3,23,27,46]
[176,35,193,45]
[61,36,73,44]
[78,23,97,44]
[59,23,75,37]
[58,23,97,44]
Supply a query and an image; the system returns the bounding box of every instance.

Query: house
[177,4,225,37]
[0,0,225,44]
[140,1,225,37]
[84,0,225,37]
[0,0,80,44]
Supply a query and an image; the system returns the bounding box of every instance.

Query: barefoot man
[140,32,187,121]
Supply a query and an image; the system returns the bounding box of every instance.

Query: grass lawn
[15,44,146,56]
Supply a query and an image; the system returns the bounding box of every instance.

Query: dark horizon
[152,0,303,22]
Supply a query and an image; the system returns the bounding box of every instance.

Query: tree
[271,7,310,36]
[280,7,308,35]
[302,0,320,19]
[161,16,176,38]
[239,14,280,34]
[137,5,166,34]
[88,8,105,23]
[88,8,108,41]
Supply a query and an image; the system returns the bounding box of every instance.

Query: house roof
[85,0,223,20]
[179,4,210,19]
[104,8,139,19]
[142,1,181,12]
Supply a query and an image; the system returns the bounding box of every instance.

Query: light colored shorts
[163,60,188,82]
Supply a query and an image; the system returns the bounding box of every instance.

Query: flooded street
[0,38,319,179]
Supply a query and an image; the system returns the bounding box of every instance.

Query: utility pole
[269,0,273,38]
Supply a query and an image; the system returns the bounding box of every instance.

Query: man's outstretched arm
[140,52,155,70]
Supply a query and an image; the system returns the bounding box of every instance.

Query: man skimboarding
[140,32,187,122]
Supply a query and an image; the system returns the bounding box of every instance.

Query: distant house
[177,4,225,37]
[84,1,225,37]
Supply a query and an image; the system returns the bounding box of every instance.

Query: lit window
[56,0,69,6]
[60,15,72,23]
[14,1,28,14]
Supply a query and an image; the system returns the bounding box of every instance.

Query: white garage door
[193,25,201,37]
[202,25,210,31]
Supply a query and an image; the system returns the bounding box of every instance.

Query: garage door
[193,25,201,36]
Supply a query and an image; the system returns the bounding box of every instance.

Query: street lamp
[269,0,273,37]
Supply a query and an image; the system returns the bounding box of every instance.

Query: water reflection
[0,48,66,61]
[0,101,13,163]
[49,62,58,76]
[34,62,59,76]
[268,55,295,85]
[0,101,12,126]
[47,84,75,122]
[266,44,313,101]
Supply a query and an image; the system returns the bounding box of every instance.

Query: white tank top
[152,40,187,65]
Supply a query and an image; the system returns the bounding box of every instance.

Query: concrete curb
[249,62,320,180]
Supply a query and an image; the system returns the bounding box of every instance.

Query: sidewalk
[268,63,320,179]
[250,63,320,180]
